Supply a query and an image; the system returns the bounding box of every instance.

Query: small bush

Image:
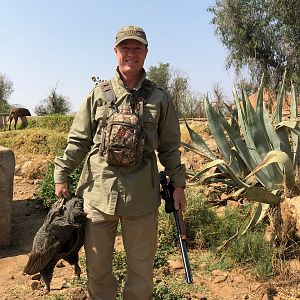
[35,160,84,208]
[226,228,274,277]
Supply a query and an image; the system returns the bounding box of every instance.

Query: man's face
[114,39,148,76]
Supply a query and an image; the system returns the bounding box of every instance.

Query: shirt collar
[114,68,146,91]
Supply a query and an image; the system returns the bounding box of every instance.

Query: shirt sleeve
[157,93,186,188]
[54,90,98,183]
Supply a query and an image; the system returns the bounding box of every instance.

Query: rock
[10,275,15,279]
[211,269,228,277]
[287,259,300,273]
[211,269,228,283]
[211,274,228,284]
[191,292,207,300]
[31,281,41,290]
[250,283,262,292]
[232,274,245,284]
[168,259,183,269]
[67,287,87,300]
[280,196,300,240]
[56,260,65,268]
[227,200,240,208]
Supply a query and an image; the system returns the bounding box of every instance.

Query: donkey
[8,107,31,130]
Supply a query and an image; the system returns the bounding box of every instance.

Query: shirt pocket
[95,106,106,122]
[143,104,159,130]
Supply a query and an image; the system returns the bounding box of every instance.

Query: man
[54,25,186,300]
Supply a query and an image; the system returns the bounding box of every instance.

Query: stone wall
[0,147,15,247]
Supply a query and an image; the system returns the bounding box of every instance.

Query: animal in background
[23,197,86,293]
[7,107,31,130]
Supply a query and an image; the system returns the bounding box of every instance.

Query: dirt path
[0,177,299,299]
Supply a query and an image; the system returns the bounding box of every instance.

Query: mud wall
[0,146,15,247]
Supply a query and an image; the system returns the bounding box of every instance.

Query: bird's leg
[74,262,82,278]
[40,275,51,293]
[40,262,55,293]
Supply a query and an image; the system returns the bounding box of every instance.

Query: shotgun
[159,172,193,284]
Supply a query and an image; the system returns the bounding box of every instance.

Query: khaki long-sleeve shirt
[54,69,185,216]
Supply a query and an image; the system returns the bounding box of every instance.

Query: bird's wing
[23,240,61,275]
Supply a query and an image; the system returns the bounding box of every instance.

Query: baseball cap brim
[115,36,148,47]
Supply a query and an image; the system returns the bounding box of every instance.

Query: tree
[147,62,190,117]
[209,0,300,92]
[35,86,71,115]
[0,74,14,113]
[147,62,171,92]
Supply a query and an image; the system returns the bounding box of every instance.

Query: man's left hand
[173,187,186,211]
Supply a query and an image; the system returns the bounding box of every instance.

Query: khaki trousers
[84,211,158,300]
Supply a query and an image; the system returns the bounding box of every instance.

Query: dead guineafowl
[24,197,86,293]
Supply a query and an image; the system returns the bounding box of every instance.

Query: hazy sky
[1,0,235,114]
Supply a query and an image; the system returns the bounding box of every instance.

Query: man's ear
[114,47,118,54]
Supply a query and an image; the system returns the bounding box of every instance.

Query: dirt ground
[1,178,300,299]
[0,177,86,300]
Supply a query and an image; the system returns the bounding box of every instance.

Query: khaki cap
[115,25,148,47]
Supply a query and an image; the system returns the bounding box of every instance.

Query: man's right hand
[55,183,71,199]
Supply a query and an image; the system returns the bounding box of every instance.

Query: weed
[35,160,84,208]
[226,228,274,277]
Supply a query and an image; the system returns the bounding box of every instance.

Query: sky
[0,0,235,115]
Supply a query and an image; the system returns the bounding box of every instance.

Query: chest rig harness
[98,79,154,167]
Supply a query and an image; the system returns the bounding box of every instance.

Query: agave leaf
[290,83,300,171]
[181,141,215,161]
[182,118,216,160]
[273,69,286,124]
[196,159,249,188]
[232,90,278,188]
[242,186,280,205]
[256,80,281,151]
[239,202,270,236]
[204,98,242,174]
[245,83,283,182]
[245,150,294,189]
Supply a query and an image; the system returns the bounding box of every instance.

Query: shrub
[35,160,84,208]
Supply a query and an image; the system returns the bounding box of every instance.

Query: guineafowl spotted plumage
[24,197,86,293]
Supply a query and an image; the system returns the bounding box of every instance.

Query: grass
[0,127,68,156]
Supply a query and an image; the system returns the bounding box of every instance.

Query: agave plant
[183,72,300,231]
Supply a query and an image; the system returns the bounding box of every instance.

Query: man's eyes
[121,47,142,52]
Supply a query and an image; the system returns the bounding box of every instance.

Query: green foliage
[226,229,274,277]
[35,85,71,115]
[184,188,242,249]
[209,0,300,90]
[147,62,171,92]
[183,75,300,238]
[153,281,186,300]
[27,114,74,133]
[113,250,127,283]
[0,73,14,113]
[147,62,202,118]
[35,160,84,208]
